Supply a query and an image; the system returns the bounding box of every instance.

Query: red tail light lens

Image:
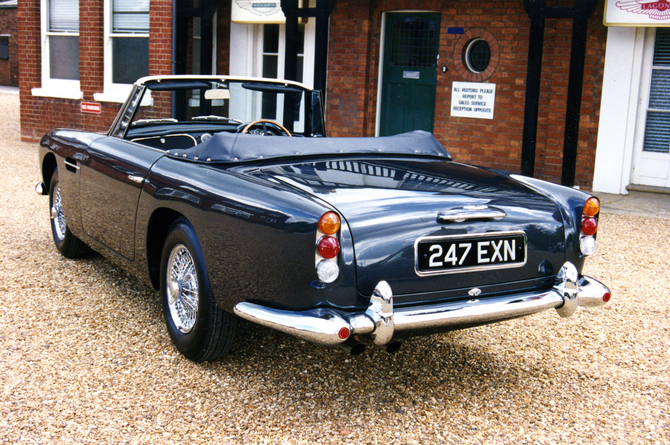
[583,197,600,217]
[319,212,341,235]
[338,327,351,340]
[581,217,598,236]
[318,236,340,259]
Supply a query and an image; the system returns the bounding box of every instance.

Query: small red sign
[81,102,102,114]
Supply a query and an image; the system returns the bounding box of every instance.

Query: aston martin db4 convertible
[36,76,611,361]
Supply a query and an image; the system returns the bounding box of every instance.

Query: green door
[379,13,441,136]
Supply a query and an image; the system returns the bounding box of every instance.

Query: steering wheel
[240,119,292,137]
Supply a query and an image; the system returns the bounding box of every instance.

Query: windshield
[112,78,324,139]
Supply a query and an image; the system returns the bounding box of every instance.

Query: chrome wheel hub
[51,186,66,241]
[167,244,199,334]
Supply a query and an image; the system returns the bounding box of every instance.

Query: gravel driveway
[1,92,668,444]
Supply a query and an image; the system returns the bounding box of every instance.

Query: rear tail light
[319,212,341,235]
[580,197,600,256]
[581,217,598,236]
[315,212,342,284]
[583,197,600,217]
[317,259,340,284]
[317,236,340,259]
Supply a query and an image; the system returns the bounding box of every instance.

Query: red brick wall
[18,0,606,188]
[326,0,607,189]
[0,7,18,86]
[19,0,173,142]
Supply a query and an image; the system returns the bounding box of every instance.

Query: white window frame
[32,0,83,100]
[229,19,316,87]
[94,0,150,103]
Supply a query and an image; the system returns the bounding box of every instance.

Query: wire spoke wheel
[167,244,199,334]
[47,169,88,259]
[51,185,66,242]
[160,218,236,361]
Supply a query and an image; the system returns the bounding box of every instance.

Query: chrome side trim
[128,175,145,184]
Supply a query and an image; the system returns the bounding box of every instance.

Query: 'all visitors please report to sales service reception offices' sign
[450,82,496,120]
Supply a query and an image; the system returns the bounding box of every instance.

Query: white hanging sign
[605,0,670,26]
[231,0,286,24]
[450,82,496,120]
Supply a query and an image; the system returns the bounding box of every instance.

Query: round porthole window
[464,38,491,73]
[453,29,499,82]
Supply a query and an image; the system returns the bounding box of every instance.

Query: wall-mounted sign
[605,0,670,26]
[232,0,286,24]
[81,102,101,114]
[450,82,496,120]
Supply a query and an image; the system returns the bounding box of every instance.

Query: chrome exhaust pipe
[385,340,402,354]
[337,340,366,356]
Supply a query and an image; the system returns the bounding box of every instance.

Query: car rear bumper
[233,262,611,349]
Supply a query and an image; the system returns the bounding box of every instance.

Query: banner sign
[231,0,286,23]
[605,0,670,26]
[450,82,496,120]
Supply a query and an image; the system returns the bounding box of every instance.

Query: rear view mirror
[204,89,230,100]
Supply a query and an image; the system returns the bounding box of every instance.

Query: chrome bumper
[233,262,611,348]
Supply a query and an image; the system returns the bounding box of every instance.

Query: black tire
[160,218,236,362]
[49,168,89,258]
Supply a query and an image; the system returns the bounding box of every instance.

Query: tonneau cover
[166,130,452,163]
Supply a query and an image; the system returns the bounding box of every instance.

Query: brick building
[0,0,17,86]
[19,0,611,189]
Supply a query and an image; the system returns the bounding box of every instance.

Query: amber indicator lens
[583,197,600,217]
[318,236,340,259]
[318,212,341,235]
[581,217,598,236]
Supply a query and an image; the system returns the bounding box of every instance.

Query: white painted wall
[593,27,646,195]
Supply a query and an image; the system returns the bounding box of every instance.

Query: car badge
[468,288,482,297]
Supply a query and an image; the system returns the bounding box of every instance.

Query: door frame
[631,27,670,188]
[376,10,441,136]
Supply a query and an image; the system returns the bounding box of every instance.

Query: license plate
[415,232,526,276]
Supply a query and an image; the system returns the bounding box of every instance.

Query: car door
[79,137,164,261]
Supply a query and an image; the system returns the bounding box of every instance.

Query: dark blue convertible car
[37,76,610,361]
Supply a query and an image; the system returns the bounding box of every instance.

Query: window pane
[653,28,670,67]
[390,17,439,68]
[49,0,79,33]
[643,111,670,153]
[113,0,150,33]
[649,69,670,110]
[263,24,279,53]
[50,35,79,80]
[0,36,8,59]
[112,37,149,84]
[645,30,670,153]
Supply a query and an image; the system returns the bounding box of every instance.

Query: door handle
[128,175,145,184]
[437,205,507,223]
[64,158,80,172]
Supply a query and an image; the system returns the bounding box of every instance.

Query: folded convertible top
[166,130,452,163]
